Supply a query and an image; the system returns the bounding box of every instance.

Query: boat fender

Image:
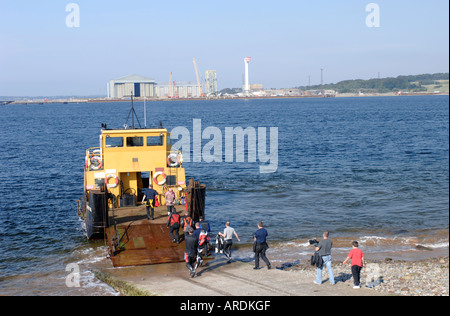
[85,155,90,169]
[105,174,119,188]
[153,171,167,186]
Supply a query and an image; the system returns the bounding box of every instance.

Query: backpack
[183,216,193,231]
[199,230,209,247]
[169,213,180,226]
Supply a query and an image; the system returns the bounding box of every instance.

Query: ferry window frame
[146,135,164,147]
[105,136,124,148]
[126,136,144,147]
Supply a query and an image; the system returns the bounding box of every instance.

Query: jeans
[223,240,233,260]
[316,255,335,285]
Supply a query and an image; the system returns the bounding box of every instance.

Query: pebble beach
[281,256,449,296]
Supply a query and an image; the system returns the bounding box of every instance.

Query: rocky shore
[280,256,449,296]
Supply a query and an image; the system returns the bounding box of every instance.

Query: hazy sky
[0,0,448,96]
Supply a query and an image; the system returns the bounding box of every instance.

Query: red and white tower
[244,57,251,94]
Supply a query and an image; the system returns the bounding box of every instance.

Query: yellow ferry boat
[77,100,206,267]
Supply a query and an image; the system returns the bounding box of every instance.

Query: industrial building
[205,70,218,95]
[154,82,202,98]
[109,74,156,98]
[109,74,205,99]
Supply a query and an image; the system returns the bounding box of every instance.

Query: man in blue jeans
[314,230,335,285]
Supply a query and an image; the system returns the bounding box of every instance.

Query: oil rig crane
[193,58,205,97]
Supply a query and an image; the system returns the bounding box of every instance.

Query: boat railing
[86,147,104,171]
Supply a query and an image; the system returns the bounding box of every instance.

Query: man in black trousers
[253,221,271,270]
[184,227,198,278]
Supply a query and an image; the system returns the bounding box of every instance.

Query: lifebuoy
[105,174,119,188]
[90,156,103,170]
[153,171,167,185]
[167,153,179,167]
[167,153,183,167]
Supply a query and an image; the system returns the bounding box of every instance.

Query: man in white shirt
[218,221,240,263]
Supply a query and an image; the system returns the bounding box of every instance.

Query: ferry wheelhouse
[77,103,206,267]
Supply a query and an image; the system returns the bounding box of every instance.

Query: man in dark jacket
[167,209,181,243]
[253,222,271,270]
[141,185,158,220]
[184,227,198,278]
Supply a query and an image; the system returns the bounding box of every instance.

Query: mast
[124,92,142,129]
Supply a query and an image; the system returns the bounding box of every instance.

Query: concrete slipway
[91,257,384,296]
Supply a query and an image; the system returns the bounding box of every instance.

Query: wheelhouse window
[147,135,164,146]
[126,136,144,147]
[105,136,124,148]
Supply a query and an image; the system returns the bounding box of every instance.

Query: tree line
[297,73,449,94]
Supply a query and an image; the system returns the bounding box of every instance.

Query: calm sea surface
[0,96,448,295]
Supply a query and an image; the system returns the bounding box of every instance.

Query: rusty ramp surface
[106,222,185,267]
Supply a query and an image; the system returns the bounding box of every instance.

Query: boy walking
[343,241,365,289]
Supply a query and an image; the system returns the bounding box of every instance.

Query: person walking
[314,230,335,285]
[141,184,158,220]
[218,221,240,263]
[184,227,198,278]
[181,211,194,233]
[166,209,181,243]
[165,188,176,215]
[253,222,271,270]
[343,241,365,289]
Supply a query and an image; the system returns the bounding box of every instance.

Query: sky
[0,0,449,96]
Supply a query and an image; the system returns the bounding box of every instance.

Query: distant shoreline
[2,92,448,105]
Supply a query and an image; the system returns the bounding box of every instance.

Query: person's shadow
[195,258,240,277]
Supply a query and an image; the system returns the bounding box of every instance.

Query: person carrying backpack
[166,209,181,243]
[182,211,194,233]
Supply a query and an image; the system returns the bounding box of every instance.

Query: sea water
[0,95,448,295]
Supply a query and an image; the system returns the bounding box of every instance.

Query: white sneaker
[314,281,321,285]
[353,285,361,289]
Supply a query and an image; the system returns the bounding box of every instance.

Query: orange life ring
[105,174,119,188]
[153,171,167,185]
[90,156,103,170]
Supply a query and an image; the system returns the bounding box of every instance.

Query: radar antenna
[124,93,142,129]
